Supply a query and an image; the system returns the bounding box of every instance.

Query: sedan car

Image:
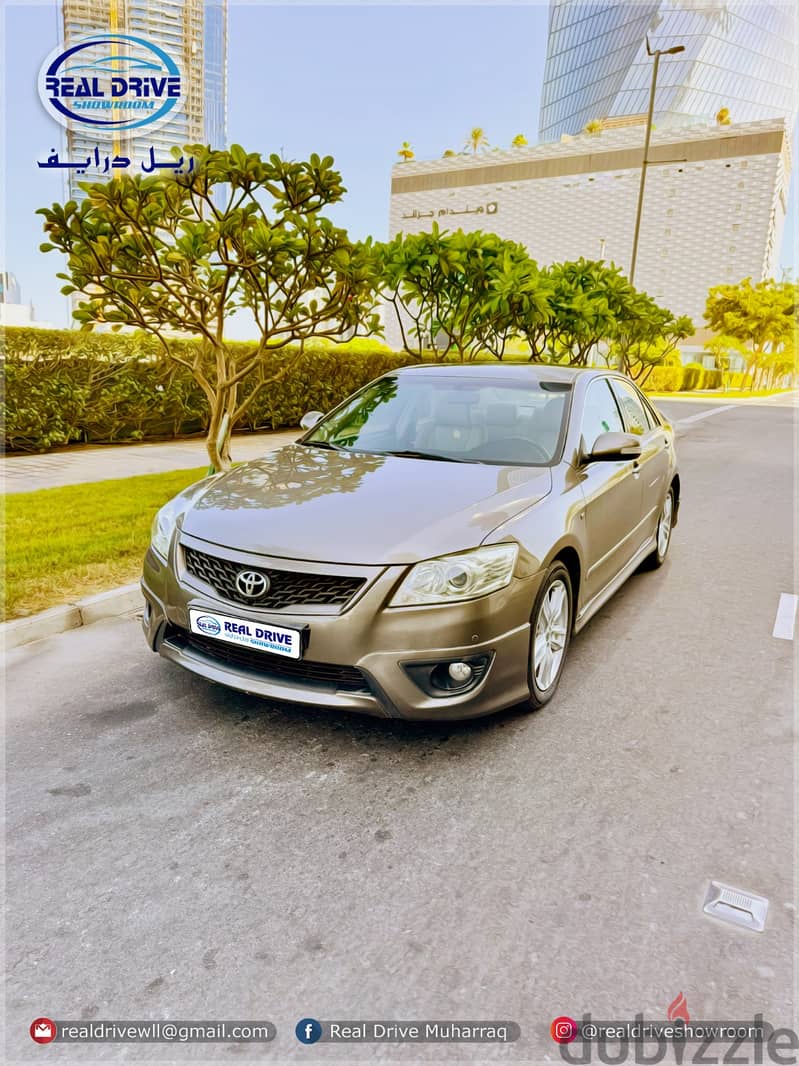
[142,365,678,720]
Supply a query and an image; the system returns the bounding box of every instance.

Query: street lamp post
[628,37,685,287]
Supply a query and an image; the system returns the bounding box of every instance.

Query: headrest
[481,402,517,428]
[433,396,474,427]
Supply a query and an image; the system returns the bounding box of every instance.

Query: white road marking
[772,594,798,640]
[676,405,736,426]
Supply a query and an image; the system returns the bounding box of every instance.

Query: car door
[577,377,645,602]
[609,377,670,544]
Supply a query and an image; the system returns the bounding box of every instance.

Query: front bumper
[142,537,540,721]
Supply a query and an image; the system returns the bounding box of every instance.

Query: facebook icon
[295,1018,323,1044]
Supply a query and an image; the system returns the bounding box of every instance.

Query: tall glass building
[539,1,798,142]
[59,0,228,200]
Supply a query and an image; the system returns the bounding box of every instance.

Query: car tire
[643,486,675,570]
[526,562,573,710]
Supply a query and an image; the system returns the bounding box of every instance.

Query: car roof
[392,363,608,383]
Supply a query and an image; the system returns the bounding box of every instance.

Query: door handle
[632,459,641,478]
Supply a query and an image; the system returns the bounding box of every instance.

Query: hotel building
[387,118,791,348]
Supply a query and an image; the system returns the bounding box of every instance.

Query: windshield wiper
[300,440,346,451]
[378,449,469,463]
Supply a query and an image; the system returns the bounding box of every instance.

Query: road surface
[6,395,797,1063]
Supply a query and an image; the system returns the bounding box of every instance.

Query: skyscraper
[0,272,22,305]
[59,0,227,200]
[539,1,798,142]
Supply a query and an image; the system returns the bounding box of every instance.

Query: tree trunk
[205,386,236,473]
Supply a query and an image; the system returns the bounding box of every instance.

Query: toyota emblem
[235,569,270,600]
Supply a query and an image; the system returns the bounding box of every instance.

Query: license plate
[189,609,302,660]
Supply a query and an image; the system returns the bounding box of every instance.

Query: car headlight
[150,496,187,561]
[389,543,519,607]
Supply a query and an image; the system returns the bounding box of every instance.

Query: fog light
[402,654,492,698]
[447,661,473,684]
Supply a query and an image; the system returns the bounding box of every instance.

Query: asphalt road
[6,395,797,1064]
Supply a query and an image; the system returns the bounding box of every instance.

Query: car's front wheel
[527,562,573,709]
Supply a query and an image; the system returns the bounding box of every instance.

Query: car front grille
[183,545,366,610]
[166,626,372,695]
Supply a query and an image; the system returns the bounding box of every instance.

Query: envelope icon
[35,1023,53,1038]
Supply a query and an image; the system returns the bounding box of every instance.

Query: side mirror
[299,410,324,431]
[586,431,642,461]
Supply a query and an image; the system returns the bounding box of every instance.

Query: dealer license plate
[189,609,302,660]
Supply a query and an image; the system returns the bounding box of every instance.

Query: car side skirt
[574,533,657,634]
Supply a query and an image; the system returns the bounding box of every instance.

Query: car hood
[181,444,552,565]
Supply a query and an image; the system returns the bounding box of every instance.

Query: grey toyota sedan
[142,365,678,720]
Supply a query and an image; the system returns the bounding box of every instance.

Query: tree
[397,141,415,162]
[537,259,643,366]
[703,333,749,387]
[479,253,553,360]
[464,127,489,154]
[609,297,693,383]
[38,145,379,471]
[704,277,796,390]
[442,149,457,158]
[378,226,528,361]
[584,119,605,134]
[511,134,529,148]
[765,332,798,388]
[715,107,731,125]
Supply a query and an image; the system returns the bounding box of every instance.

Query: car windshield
[302,374,572,466]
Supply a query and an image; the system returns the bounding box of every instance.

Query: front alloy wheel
[528,562,573,709]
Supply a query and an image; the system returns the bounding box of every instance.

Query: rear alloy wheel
[644,487,674,569]
[528,562,573,709]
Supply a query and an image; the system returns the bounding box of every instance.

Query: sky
[1,0,795,333]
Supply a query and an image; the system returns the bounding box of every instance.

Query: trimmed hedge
[640,363,723,393]
[2,326,724,453]
[702,368,722,389]
[3,327,412,453]
[641,366,684,392]
[681,361,705,391]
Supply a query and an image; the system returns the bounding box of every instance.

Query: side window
[610,378,652,435]
[581,379,624,452]
[640,393,662,427]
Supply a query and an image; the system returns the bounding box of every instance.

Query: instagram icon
[551,1017,579,1043]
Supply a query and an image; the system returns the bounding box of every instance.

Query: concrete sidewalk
[1,428,300,494]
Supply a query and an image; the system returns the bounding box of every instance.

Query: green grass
[3,466,206,620]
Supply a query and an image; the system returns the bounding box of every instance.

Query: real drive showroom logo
[38,33,181,132]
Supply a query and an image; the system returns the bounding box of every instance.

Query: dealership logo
[195,615,221,636]
[38,33,181,131]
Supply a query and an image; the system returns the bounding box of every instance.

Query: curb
[3,583,143,651]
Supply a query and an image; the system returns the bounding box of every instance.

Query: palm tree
[584,119,604,134]
[397,141,415,162]
[464,127,489,154]
[511,133,528,148]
